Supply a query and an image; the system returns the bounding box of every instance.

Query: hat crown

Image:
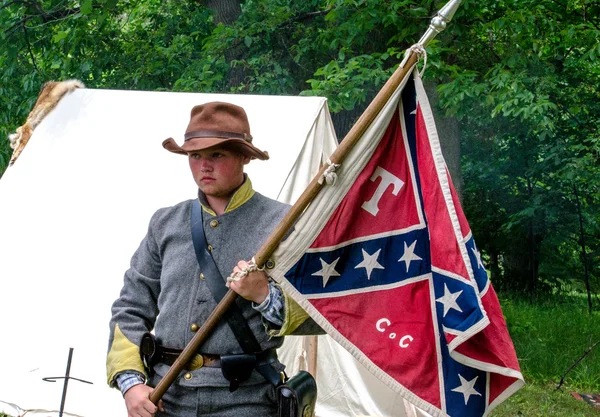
[186,102,250,139]
[162,101,269,160]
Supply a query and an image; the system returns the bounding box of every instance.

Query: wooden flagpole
[150,0,462,404]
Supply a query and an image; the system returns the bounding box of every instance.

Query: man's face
[188,146,250,199]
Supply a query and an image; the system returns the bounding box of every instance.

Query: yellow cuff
[268,289,310,337]
[106,324,146,386]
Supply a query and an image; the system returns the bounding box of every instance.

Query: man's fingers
[143,401,158,415]
[125,385,158,417]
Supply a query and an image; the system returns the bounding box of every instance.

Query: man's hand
[124,384,164,417]
[229,260,270,304]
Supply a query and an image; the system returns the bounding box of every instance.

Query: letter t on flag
[269,66,524,417]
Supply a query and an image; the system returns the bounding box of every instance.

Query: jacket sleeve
[266,284,325,337]
[106,211,162,387]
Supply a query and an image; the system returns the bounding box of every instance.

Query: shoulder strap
[190,200,282,386]
[190,199,263,352]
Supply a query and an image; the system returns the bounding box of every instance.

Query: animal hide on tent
[9,79,84,165]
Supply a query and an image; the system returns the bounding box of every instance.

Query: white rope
[410,44,428,77]
[318,159,341,185]
[226,257,264,283]
[399,43,428,77]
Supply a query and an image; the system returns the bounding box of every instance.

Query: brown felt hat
[162,101,269,160]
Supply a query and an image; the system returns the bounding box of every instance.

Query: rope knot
[226,257,263,284]
[399,43,428,77]
[410,44,428,77]
[318,159,341,185]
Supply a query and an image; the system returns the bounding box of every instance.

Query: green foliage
[0,0,214,174]
[0,0,438,174]
[435,0,600,297]
[0,0,598,301]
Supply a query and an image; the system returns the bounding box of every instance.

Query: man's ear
[242,155,251,165]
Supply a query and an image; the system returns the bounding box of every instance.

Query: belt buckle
[188,354,205,371]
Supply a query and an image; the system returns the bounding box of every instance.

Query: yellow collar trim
[200,176,255,216]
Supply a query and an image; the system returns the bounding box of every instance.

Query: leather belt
[159,348,222,370]
[157,346,278,372]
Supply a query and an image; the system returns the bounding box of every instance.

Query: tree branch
[22,22,38,72]
[556,338,600,390]
[4,15,31,36]
[289,8,331,24]
[0,0,25,11]
[3,2,84,37]
[547,0,600,31]
[42,6,81,21]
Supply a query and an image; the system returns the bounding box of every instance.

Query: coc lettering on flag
[269,66,524,417]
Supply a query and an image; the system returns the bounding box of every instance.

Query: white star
[410,108,417,115]
[436,284,463,317]
[398,240,422,272]
[312,257,341,288]
[471,245,484,269]
[354,248,385,280]
[451,374,482,405]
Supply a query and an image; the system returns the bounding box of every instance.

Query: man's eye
[190,153,200,159]
[213,152,224,158]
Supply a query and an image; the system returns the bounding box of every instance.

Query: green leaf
[52,31,69,43]
[244,36,252,48]
[80,0,93,15]
[96,12,107,26]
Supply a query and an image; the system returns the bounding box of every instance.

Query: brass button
[265,259,275,269]
[184,372,192,380]
[209,219,219,228]
[207,245,213,252]
[191,323,199,332]
[199,273,205,280]
[189,354,204,370]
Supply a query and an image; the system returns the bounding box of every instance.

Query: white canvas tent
[0,88,430,417]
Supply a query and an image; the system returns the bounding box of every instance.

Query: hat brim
[162,137,269,160]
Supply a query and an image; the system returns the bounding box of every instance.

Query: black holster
[140,332,160,377]
[277,371,317,417]
[220,353,257,392]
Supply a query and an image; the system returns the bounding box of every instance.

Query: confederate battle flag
[269,66,524,417]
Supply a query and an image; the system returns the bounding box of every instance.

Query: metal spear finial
[418,0,463,48]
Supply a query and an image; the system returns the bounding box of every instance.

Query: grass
[490,293,600,416]
[491,382,600,416]
[501,294,600,389]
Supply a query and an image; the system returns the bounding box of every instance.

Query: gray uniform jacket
[107,186,290,389]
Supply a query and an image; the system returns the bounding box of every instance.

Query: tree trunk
[503,239,532,293]
[490,248,501,285]
[203,0,245,89]
[526,176,537,298]
[574,185,593,313]
[204,0,241,24]
[331,104,371,144]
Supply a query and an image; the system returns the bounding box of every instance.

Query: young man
[107,102,319,416]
